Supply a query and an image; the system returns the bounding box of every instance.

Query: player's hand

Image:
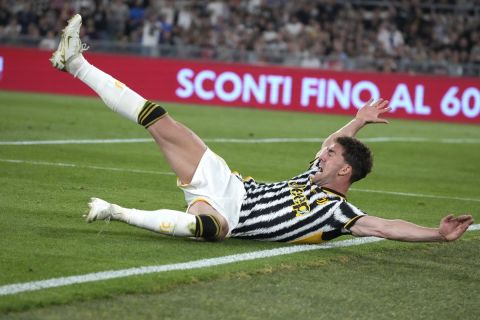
[355,98,391,124]
[438,214,474,241]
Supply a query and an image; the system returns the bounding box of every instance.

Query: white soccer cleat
[50,14,88,72]
[85,197,116,223]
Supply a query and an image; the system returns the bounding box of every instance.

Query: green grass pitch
[0,91,479,319]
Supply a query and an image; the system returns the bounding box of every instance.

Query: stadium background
[0,0,479,319]
[0,0,479,123]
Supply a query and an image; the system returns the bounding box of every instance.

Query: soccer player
[51,14,473,243]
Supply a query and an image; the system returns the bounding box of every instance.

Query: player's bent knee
[195,214,226,241]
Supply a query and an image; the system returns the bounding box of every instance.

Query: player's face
[311,143,349,186]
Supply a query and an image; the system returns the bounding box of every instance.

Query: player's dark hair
[335,136,373,183]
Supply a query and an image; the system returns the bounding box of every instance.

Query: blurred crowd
[1,0,479,76]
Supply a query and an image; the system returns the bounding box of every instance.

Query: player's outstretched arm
[319,98,391,152]
[349,214,474,242]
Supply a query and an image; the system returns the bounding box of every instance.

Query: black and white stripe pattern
[231,160,366,243]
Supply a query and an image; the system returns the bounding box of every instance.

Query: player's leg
[50,14,205,184]
[86,198,222,240]
[146,117,207,185]
[52,15,228,239]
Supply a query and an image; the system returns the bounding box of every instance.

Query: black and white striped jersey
[230,158,367,244]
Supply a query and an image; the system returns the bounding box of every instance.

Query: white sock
[68,55,145,123]
[111,204,197,237]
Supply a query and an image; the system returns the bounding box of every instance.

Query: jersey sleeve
[338,201,367,231]
[320,200,367,241]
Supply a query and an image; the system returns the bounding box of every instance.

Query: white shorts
[178,148,246,235]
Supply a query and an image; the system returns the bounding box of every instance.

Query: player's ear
[338,164,351,177]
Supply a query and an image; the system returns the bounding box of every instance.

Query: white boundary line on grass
[2,158,480,203]
[1,224,479,296]
[0,159,175,176]
[1,137,480,145]
[350,188,480,203]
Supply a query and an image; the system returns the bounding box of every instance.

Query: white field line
[2,158,479,203]
[1,225,479,297]
[0,138,152,146]
[350,188,480,203]
[1,137,480,145]
[0,159,175,176]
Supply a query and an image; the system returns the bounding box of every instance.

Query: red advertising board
[1,46,478,124]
